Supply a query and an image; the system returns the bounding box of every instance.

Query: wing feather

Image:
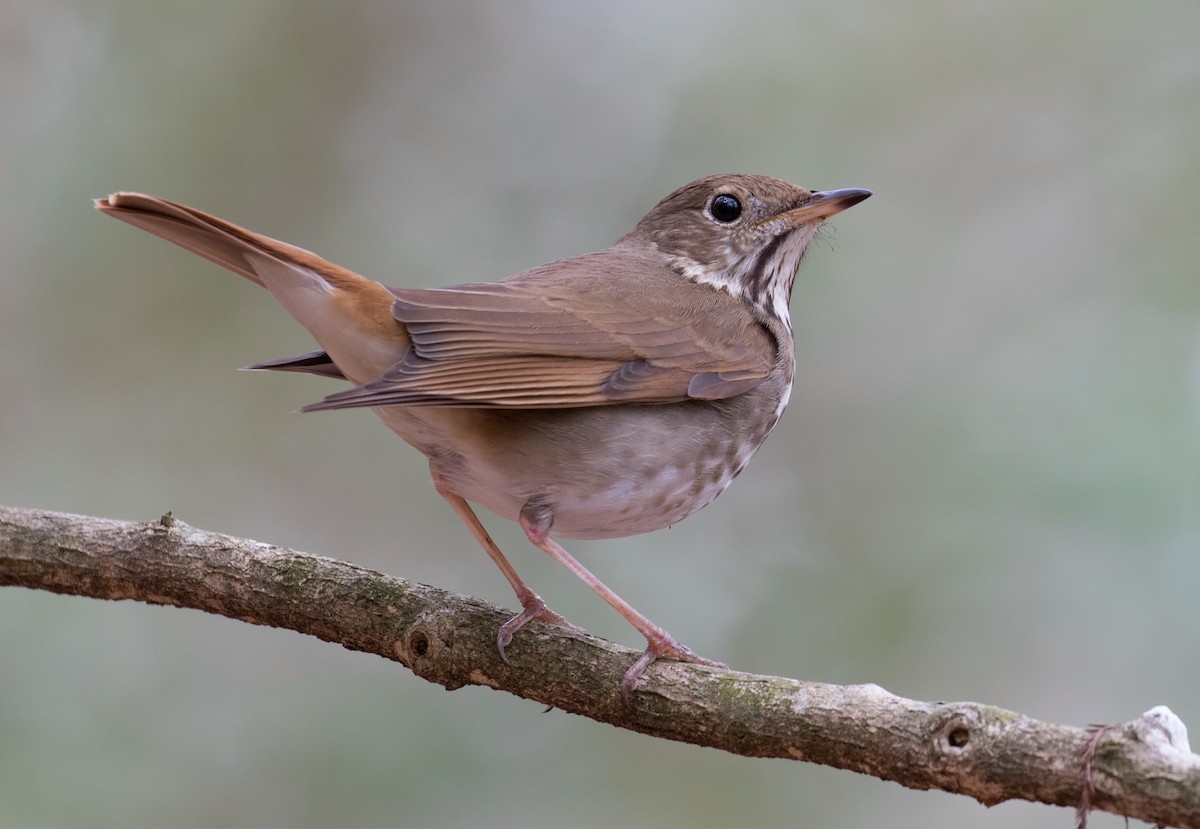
[305,250,776,411]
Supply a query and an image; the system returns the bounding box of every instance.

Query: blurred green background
[2,1,1198,827]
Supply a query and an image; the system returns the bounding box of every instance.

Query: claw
[496,595,572,664]
[620,636,727,706]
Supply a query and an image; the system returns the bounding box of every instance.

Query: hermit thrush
[96,175,870,698]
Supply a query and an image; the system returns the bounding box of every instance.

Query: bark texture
[2,505,1197,827]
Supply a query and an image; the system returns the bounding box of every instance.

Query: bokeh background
[2,1,1198,827]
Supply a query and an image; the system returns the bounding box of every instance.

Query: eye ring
[709,193,743,223]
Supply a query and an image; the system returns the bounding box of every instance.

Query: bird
[96,175,870,699]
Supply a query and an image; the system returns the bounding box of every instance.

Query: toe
[495,595,576,664]
[620,637,727,705]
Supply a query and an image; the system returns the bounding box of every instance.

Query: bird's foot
[497,595,575,664]
[621,632,727,705]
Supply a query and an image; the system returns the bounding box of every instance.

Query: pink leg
[519,506,726,701]
[430,468,571,662]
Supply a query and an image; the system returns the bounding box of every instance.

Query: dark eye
[709,193,742,223]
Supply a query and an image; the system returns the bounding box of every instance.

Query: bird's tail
[95,193,407,386]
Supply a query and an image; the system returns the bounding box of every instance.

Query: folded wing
[304,251,776,410]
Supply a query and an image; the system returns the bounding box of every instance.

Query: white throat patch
[674,224,817,332]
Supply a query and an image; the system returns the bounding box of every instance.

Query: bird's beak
[771,188,872,228]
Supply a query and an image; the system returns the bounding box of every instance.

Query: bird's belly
[538,460,738,539]
[374,397,785,541]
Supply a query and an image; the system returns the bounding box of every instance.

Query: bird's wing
[243,350,346,379]
[303,251,777,410]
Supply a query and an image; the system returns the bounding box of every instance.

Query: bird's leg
[518,504,726,702]
[430,472,572,663]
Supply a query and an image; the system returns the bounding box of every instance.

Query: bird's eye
[709,193,742,223]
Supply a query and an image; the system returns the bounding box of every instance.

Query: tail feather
[96,192,409,386]
[97,193,279,287]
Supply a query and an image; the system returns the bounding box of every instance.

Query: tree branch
[2,505,1197,826]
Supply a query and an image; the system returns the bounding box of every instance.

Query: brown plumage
[96,175,870,699]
